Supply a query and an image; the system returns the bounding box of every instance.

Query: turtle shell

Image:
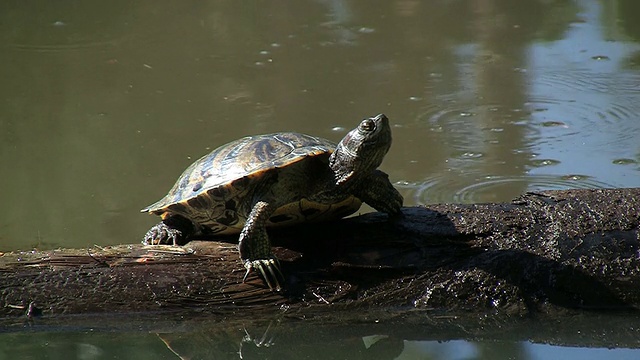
[142,132,362,234]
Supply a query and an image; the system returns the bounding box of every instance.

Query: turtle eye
[359,119,376,132]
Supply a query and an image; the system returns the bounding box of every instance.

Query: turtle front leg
[238,201,284,291]
[142,215,195,246]
[355,170,404,216]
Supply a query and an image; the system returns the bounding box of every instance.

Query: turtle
[141,113,403,290]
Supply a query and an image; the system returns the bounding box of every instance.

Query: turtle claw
[243,258,284,291]
[143,222,182,246]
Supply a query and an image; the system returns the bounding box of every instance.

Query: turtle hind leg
[238,200,284,291]
[142,215,195,246]
[355,170,404,216]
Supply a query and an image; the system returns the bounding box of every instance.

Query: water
[2,0,640,358]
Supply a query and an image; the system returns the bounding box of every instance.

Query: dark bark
[1,188,639,326]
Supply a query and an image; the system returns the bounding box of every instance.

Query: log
[2,188,639,328]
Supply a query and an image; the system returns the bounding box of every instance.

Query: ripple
[413,173,614,205]
[612,158,638,165]
[4,10,135,52]
[530,159,561,167]
[527,91,640,147]
[418,103,525,139]
[453,151,484,160]
[530,69,640,131]
[535,70,640,95]
[538,121,568,128]
[9,40,124,52]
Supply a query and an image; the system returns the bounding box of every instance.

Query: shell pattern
[142,132,362,234]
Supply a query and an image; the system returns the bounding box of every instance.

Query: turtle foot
[142,222,182,246]
[243,258,284,291]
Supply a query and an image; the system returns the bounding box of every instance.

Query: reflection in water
[2,317,640,359]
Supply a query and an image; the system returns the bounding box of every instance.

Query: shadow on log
[1,189,639,331]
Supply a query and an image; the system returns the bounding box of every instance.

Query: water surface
[1,0,640,358]
[1,0,639,251]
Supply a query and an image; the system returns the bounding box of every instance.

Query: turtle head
[330,114,392,186]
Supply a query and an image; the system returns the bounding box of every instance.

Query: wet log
[1,188,639,325]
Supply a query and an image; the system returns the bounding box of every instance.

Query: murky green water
[2,0,640,358]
